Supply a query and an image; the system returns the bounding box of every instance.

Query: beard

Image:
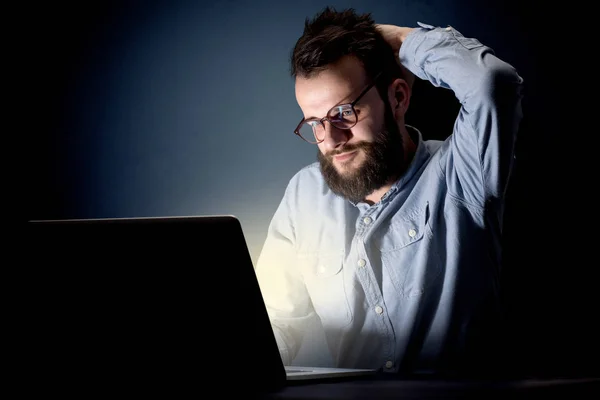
[318,102,405,204]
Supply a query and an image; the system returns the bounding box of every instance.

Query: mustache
[325,142,370,158]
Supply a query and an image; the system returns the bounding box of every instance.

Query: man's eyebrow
[304,96,354,120]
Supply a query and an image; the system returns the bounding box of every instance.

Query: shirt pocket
[378,202,441,299]
[296,252,353,328]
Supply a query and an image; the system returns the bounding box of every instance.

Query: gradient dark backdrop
[30,0,597,377]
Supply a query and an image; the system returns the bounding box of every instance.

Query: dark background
[28,0,598,377]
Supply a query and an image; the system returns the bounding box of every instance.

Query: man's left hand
[375,24,415,54]
[376,24,417,88]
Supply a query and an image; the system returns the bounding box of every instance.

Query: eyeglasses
[294,72,383,144]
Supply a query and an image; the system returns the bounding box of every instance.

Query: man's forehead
[297,56,367,88]
[295,59,369,114]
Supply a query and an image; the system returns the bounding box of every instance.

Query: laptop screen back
[26,215,287,395]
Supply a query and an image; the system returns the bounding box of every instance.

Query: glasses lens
[328,104,357,129]
[298,120,324,143]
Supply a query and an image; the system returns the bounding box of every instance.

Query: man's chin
[331,164,357,179]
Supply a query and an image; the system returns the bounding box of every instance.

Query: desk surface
[259,376,600,399]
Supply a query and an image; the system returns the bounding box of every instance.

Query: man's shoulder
[280,162,340,204]
[423,137,446,155]
[287,162,326,188]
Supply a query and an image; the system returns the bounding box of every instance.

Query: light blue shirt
[255,22,524,375]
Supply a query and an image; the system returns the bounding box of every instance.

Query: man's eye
[331,109,355,120]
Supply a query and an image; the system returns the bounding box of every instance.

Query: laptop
[26,215,376,394]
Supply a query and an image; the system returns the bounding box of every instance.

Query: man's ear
[388,77,411,116]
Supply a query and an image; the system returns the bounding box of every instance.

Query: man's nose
[321,121,349,152]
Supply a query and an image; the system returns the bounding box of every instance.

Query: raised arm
[380,22,524,208]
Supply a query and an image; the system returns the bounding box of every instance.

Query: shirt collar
[386,125,428,195]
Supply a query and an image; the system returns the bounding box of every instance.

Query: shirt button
[408,228,417,238]
[375,306,383,314]
[363,216,372,225]
[385,361,393,369]
[357,259,366,267]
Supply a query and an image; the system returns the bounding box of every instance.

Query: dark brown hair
[290,7,404,98]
